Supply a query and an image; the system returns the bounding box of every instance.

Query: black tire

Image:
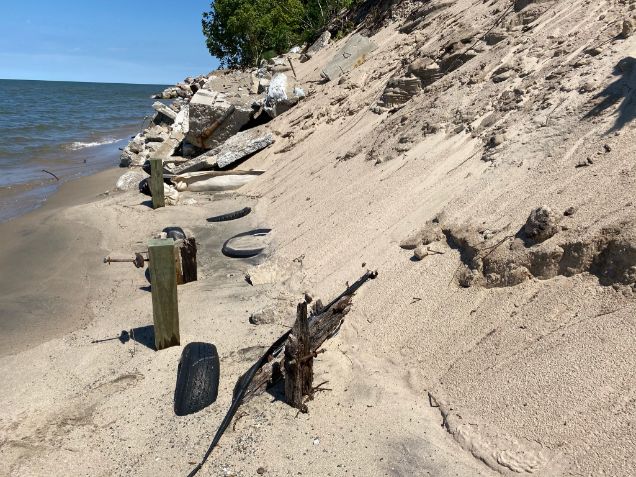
[174,342,220,416]
[207,207,252,223]
[163,226,186,241]
[222,228,271,258]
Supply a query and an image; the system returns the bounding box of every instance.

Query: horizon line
[0,77,172,87]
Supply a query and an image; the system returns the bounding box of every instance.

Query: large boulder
[321,34,377,81]
[186,90,254,150]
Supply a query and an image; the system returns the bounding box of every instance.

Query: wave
[63,138,122,151]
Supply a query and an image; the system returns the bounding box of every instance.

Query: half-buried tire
[207,207,252,223]
[174,342,220,416]
[163,226,186,241]
[222,228,272,258]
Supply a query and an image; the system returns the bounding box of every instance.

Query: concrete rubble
[301,31,331,62]
[173,128,274,174]
[321,34,377,81]
[119,31,371,203]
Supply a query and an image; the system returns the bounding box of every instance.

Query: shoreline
[0,166,123,356]
[0,138,132,223]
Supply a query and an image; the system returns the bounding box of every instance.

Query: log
[284,302,313,412]
[242,296,351,402]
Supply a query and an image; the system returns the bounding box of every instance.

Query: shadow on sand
[584,56,636,132]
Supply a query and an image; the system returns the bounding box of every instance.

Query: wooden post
[174,238,197,285]
[150,158,165,209]
[148,238,179,350]
[284,301,313,412]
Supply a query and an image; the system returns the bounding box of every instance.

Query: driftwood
[242,295,352,403]
[284,302,313,411]
[186,270,376,477]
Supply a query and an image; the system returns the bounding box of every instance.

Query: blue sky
[0,1,219,85]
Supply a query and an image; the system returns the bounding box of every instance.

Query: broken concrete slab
[173,128,274,174]
[302,31,331,62]
[186,89,254,150]
[152,101,177,122]
[320,34,377,82]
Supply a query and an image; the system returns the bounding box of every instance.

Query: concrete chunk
[186,90,253,150]
[152,101,177,122]
[173,128,274,174]
[321,34,377,82]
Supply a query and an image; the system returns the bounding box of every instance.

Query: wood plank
[284,302,313,412]
[149,158,165,209]
[148,238,179,350]
[174,238,197,285]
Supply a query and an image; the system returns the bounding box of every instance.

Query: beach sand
[0,168,121,355]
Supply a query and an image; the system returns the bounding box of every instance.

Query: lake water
[0,79,167,221]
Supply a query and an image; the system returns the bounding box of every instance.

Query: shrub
[202,0,358,67]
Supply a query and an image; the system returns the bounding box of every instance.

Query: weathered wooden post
[284,301,313,412]
[174,238,197,285]
[149,158,165,209]
[148,238,179,350]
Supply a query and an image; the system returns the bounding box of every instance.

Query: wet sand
[0,167,122,356]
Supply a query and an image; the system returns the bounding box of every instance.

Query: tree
[202,0,305,68]
[202,0,358,68]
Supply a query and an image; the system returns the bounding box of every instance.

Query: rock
[249,307,278,325]
[173,128,274,174]
[484,29,507,45]
[400,222,445,249]
[564,207,576,216]
[378,77,421,107]
[264,73,304,118]
[128,135,145,154]
[487,134,505,148]
[407,57,441,86]
[186,89,254,150]
[302,31,331,62]
[119,148,137,167]
[116,170,148,191]
[523,206,559,243]
[621,19,634,39]
[413,244,428,261]
[152,101,177,122]
[492,70,515,83]
[321,34,377,81]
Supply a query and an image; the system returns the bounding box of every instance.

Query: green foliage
[202,0,358,68]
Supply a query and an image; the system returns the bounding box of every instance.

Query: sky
[0,1,220,85]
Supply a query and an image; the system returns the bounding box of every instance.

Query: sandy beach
[2,1,636,476]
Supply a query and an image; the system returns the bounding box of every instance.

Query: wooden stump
[150,158,165,209]
[284,302,313,412]
[148,238,179,350]
[174,237,197,285]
